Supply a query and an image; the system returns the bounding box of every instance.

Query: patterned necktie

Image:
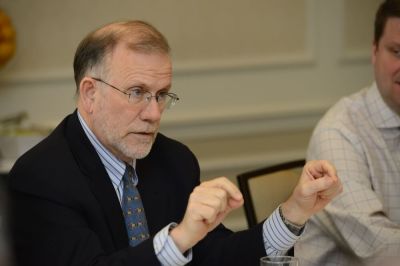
[122,164,150,246]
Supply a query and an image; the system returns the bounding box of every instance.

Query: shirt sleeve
[262,207,301,255]
[154,211,300,264]
[153,223,192,266]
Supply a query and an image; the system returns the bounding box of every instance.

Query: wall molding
[160,101,327,140]
[339,49,371,65]
[338,0,372,65]
[173,53,315,76]
[1,0,318,86]
[0,50,316,86]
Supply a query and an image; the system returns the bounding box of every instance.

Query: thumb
[302,177,333,196]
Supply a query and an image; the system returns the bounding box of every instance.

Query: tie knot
[123,164,135,186]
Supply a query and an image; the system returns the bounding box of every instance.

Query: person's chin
[133,148,152,159]
[133,142,154,159]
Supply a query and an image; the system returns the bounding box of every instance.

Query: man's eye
[130,88,145,97]
[390,47,400,57]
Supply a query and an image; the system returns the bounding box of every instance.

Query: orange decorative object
[0,9,16,68]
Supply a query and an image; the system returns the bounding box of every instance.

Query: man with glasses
[8,20,342,266]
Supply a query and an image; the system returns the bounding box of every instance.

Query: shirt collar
[77,111,137,186]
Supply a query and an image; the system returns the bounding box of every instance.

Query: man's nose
[140,97,162,121]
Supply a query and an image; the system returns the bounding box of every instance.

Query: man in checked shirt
[296,0,400,265]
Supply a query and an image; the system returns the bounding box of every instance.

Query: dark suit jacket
[8,111,266,266]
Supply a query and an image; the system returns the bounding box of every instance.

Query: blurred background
[0,0,380,231]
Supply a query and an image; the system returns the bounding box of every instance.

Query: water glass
[260,255,299,266]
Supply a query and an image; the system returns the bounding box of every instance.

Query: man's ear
[79,77,98,114]
[372,41,378,66]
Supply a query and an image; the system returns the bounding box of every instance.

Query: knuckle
[216,188,227,199]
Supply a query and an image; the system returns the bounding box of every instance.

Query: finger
[191,186,228,213]
[190,202,220,224]
[228,196,244,208]
[193,186,243,213]
[306,160,337,180]
[187,192,233,226]
[318,181,343,199]
[301,176,335,196]
[201,177,243,201]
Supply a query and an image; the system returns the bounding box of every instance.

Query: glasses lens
[165,94,179,109]
[128,91,178,110]
[128,89,146,104]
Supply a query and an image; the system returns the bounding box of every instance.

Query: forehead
[382,17,400,41]
[106,43,172,85]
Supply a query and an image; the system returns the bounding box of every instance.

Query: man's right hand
[169,177,243,253]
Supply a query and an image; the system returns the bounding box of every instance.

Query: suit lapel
[136,133,196,235]
[65,112,175,242]
[65,111,128,249]
[136,156,170,235]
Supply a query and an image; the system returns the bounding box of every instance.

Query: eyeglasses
[91,77,179,109]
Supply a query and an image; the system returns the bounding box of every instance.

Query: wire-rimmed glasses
[91,77,179,109]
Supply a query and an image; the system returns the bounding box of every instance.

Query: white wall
[0,0,381,230]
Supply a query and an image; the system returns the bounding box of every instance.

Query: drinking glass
[260,255,299,266]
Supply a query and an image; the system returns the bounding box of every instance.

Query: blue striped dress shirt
[77,112,299,265]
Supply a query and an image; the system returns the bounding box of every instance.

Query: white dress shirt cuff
[263,207,302,255]
[154,223,192,266]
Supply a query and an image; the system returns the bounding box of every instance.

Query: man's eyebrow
[126,82,172,92]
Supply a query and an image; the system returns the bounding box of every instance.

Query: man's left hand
[280,160,343,226]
